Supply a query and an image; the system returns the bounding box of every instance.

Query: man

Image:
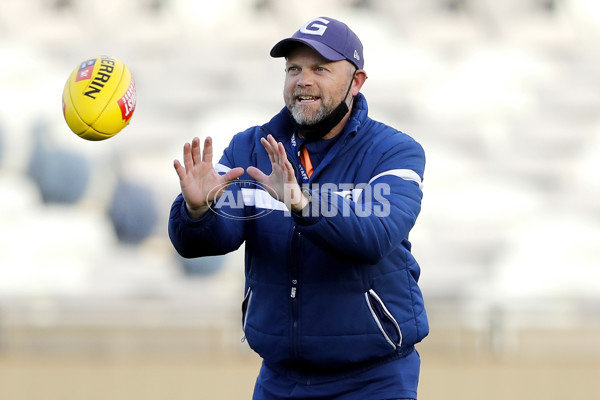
[169,17,428,400]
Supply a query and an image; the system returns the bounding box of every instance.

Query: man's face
[284,45,354,126]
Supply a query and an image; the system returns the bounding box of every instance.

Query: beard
[285,87,345,126]
[287,99,333,126]
[284,69,357,141]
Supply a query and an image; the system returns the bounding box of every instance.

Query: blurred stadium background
[1,0,600,398]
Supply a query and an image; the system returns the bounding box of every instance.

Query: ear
[351,70,368,96]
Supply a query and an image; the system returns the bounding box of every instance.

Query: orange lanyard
[300,146,314,178]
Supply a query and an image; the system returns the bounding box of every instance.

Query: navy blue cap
[270,17,364,70]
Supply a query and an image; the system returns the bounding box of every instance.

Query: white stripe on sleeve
[214,163,231,174]
[241,188,289,211]
[369,169,423,189]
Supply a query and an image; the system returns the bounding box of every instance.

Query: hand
[174,137,244,218]
[247,134,309,212]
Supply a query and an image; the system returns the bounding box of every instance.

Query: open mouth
[297,95,320,104]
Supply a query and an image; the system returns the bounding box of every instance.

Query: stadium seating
[0,0,599,355]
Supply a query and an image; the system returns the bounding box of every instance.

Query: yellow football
[62,55,136,141]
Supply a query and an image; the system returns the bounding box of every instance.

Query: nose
[296,70,314,87]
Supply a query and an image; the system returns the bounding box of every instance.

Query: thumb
[246,166,268,183]
[223,167,245,182]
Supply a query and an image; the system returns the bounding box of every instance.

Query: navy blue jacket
[169,93,428,382]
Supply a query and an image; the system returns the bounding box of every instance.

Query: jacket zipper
[285,140,304,359]
[290,225,301,358]
[365,289,403,349]
[241,287,253,343]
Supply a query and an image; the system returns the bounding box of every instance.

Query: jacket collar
[264,93,369,142]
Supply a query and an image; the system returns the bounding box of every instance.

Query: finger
[267,135,281,164]
[277,142,287,167]
[261,137,276,165]
[183,142,193,172]
[202,137,213,164]
[284,158,296,181]
[174,159,186,181]
[191,137,202,166]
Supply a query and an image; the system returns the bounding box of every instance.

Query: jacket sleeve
[168,145,246,259]
[292,136,425,265]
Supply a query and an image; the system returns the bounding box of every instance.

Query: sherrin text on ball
[62,55,136,141]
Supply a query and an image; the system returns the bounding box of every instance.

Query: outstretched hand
[247,134,309,212]
[174,137,244,218]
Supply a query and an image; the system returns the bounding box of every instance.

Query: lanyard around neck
[290,133,311,183]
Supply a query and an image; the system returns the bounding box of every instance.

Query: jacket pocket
[365,289,402,349]
[241,287,253,335]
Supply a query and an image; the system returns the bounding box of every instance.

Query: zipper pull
[290,286,297,298]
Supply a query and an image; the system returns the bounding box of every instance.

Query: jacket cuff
[180,200,216,225]
[290,189,322,225]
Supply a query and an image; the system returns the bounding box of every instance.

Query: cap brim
[270,38,346,62]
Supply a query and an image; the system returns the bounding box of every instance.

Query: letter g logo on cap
[300,17,330,36]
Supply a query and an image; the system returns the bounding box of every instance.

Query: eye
[286,66,300,73]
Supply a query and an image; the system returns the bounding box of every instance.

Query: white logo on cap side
[300,17,330,36]
[354,50,360,61]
